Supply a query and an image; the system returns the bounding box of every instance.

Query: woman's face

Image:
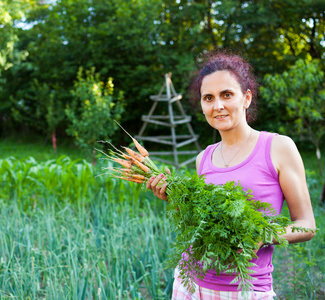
[200,70,251,132]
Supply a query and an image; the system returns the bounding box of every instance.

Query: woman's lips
[214,115,228,119]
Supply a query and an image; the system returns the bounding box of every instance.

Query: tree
[65,67,124,164]
[260,58,325,202]
[0,0,38,135]
[173,0,324,78]
[10,79,65,147]
[3,0,166,139]
[0,0,34,76]
[1,0,325,146]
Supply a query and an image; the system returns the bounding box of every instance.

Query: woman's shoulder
[272,134,297,151]
[196,150,206,173]
[270,134,302,171]
[259,131,296,150]
[196,150,205,169]
[195,143,219,172]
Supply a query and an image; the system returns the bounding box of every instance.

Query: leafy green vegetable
[165,172,311,293]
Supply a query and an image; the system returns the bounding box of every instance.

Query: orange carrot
[120,168,132,174]
[114,120,149,157]
[117,176,144,184]
[131,158,151,173]
[132,139,149,157]
[112,158,132,169]
[130,174,146,180]
[123,147,145,162]
[119,170,145,179]
[121,153,132,160]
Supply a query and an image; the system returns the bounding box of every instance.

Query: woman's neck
[219,125,253,147]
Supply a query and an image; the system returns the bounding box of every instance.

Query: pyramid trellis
[135,73,201,168]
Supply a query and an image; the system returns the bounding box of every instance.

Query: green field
[0,142,324,299]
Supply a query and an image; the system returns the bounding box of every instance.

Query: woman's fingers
[147,173,168,201]
[146,176,154,189]
[157,182,167,195]
[253,241,264,254]
[151,173,165,188]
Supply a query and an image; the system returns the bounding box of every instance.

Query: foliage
[260,58,325,175]
[65,67,124,163]
[0,0,35,77]
[166,173,301,293]
[217,0,325,72]
[0,156,97,204]
[0,137,90,162]
[0,0,37,132]
[10,79,64,139]
[1,0,166,138]
[0,154,153,210]
[0,0,324,144]
[0,155,174,299]
[0,188,173,299]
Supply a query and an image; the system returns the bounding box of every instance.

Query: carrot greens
[166,172,292,292]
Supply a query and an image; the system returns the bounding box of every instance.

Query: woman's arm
[196,150,205,173]
[270,135,316,244]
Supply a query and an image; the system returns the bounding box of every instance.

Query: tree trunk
[308,17,321,59]
[92,148,97,166]
[52,130,57,154]
[316,145,322,177]
[206,0,217,49]
[315,145,324,204]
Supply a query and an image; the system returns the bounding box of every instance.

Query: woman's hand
[254,241,265,254]
[237,241,264,256]
[146,169,170,202]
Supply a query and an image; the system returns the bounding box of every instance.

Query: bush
[65,67,124,164]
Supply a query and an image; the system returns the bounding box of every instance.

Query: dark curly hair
[189,50,258,123]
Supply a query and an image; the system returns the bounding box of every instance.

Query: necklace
[220,130,253,168]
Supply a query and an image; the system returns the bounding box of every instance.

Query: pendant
[224,164,229,168]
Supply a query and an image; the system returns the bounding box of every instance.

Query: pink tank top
[195,131,284,292]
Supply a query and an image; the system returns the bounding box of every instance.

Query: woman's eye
[205,96,213,101]
[223,93,232,98]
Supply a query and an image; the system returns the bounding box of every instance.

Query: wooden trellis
[135,73,201,168]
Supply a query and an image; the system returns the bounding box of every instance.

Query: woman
[147,52,316,299]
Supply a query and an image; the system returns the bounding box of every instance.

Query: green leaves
[165,172,295,292]
[261,58,325,174]
[65,67,124,163]
[0,0,35,74]
[0,156,98,204]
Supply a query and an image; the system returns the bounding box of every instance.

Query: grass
[0,137,90,162]
[0,139,324,299]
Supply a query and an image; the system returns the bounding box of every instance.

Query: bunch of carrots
[97,123,164,185]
